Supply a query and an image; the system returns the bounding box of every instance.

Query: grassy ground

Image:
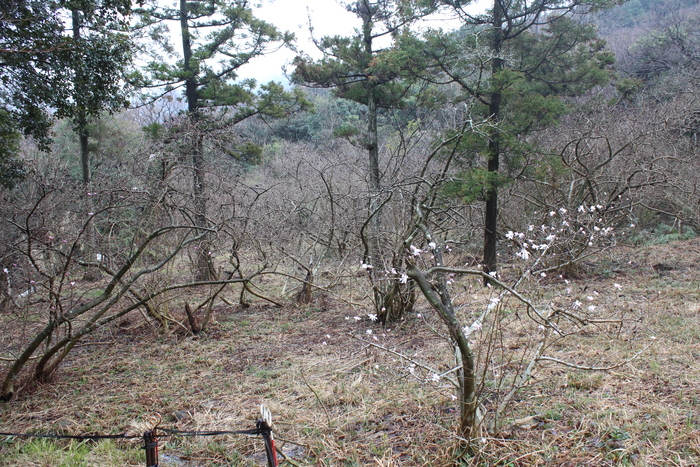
[1,239,699,466]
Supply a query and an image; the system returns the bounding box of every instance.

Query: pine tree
[137,0,309,280]
[0,0,135,187]
[292,0,436,322]
[411,0,616,279]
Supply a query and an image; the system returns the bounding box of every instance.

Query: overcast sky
[235,0,488,83]
[236,0,356,82]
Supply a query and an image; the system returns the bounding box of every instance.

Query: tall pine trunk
[483,0,505,282]
[181,0,212,281]
[359,3,415,323]
[72,9,91,186]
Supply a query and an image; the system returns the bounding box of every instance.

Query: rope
[1,413,278,466]
[0,426,269,441]
[0,431,141,440]
[157,427,263,437]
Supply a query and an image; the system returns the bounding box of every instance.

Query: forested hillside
[1,0,699,465]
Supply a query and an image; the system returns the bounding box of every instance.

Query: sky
[234,0,489,84]
[236,0,357,82]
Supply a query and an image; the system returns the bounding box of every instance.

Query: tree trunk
[295,268,314,304]
[359,4,413,322]
[364,8,382,263]
[483,0,505,282]
[407,260,477,447]
[192,138,212,281]
[72,9,91,185]
[79,129,90,184]
[180,0,212,281]
[1,319,59,400]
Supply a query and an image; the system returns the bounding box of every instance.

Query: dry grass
[1,239,700,466]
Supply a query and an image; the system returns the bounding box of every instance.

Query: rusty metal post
[258,420,277,467]
[144,430,159,467]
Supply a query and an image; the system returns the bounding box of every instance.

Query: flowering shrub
[346,207,649,452]
[504,204,622,275]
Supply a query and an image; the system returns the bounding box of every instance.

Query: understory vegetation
[1,240,699,466]
[2,0,700,465]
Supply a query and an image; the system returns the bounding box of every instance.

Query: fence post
[144,429,159,467]
[257,421,277,467]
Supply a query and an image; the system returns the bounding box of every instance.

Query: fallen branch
[537,342,653,371]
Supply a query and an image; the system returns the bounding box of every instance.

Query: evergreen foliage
[0,0,136,187]
[405,0,617,275]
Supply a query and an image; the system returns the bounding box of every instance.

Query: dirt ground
[1,239,699,466]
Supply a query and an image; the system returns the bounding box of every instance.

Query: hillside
[1,238,698,466]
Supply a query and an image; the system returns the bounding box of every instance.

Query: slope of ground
[0,239,699,466]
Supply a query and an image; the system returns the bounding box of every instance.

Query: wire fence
[0,405,278,467]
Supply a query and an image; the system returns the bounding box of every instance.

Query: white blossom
[462,321,482,335]
[516,248,530,260]
[368,313,378,322]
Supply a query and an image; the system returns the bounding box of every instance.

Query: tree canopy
[401,0,617,276]
[0,0,137,186]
